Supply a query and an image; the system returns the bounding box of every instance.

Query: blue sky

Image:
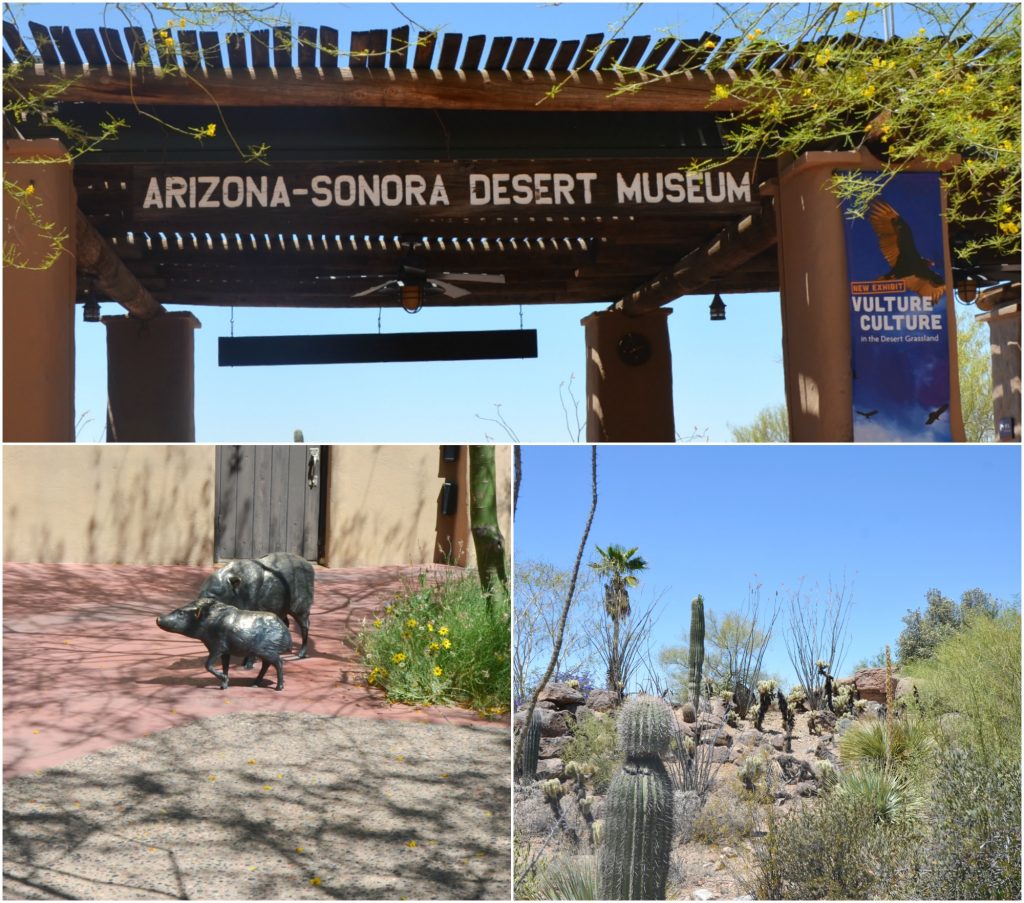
[7,1,957,442]
[514,444,1023,689]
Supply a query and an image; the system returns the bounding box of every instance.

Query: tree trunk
[469,445,508,598]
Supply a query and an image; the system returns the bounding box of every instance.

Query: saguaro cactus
[687,595,705,712]
[600,695,675,900]
[520,708,542,781]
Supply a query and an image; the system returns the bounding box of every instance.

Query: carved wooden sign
[131,159,761,226]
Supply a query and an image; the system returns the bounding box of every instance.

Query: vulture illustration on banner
[867,200,947,303]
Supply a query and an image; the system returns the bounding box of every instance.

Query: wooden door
[215,445,325,561]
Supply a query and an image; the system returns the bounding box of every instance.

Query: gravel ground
[3,711,510,900]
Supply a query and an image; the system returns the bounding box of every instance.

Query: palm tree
[589,544,648,697]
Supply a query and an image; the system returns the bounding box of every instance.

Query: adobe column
[582,308,675,442]
[774,149,966,441]
[3,139,76,441]
[103,312,201,441]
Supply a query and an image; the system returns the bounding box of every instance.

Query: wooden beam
[12,65,744,113]
[75,209,166,319]
[616,206,778,314]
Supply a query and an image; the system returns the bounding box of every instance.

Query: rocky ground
[515,672,908,900]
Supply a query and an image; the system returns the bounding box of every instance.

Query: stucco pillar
[582,308,675,442]
[978,304,1021,441]
[3,139,76,441]
[774,150,965,441]
[103,312,201,441]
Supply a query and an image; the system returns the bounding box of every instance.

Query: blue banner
[840,171,953,441]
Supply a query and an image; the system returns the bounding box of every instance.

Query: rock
[794,780,819,797]
[711,745,734,764]
[775,753,817,783]
[536,758,564,779]
[845,667,898,704]
[693,889,716,901]
[586,689,619,712]
[538,681,585,707]
[735,730,763,748]
[814,738,840,765]
[895,676,918,701]
[675,720,696,738]
[539,736,572,758]
[835,716,856,737]
[861,701,884,719]
[767,733,787,751]
[514,707,570,736]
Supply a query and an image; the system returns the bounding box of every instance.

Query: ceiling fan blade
[438,273,506,284]
[430,279,472,299]
[351,281,395,298]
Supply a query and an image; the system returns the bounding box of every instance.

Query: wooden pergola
[5,19,784,319]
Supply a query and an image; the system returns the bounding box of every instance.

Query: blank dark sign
[219,329,538,366]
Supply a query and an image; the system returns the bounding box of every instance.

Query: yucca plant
[536,855,600,900]
[838,715,934,770]
[833,765,919,825]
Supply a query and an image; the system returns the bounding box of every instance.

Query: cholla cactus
[815,759,839,790]
[541,778,564,801]
[754,680,778,731]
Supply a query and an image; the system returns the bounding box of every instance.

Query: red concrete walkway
[3,563,510,779]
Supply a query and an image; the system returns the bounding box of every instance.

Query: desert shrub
[691,788,760,844]
[562,710,619,793]
[833,765,919,825]
[837,715,934,771]
[357,572,510,713]
[749,793,911,899]
[902,746,1021,900]
[903,610,1020,767]
[534,854,600,900]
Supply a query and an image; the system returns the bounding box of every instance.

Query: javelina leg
[241,656,256,670]
[295,613,310,658]
[253,657,284,691]
[205,653,229,690]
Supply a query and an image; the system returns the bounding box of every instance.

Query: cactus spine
[600,695,675,900]
[687,595,706,712]
[520,708,542,781]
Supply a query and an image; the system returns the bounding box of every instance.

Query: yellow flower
[844,10,865,23]
[429,642,440,652]
[1001,141,1013,152]
[433,666,443,677]
[392,652,406,664]
[24,183,35,195]
[385,605,394,614]
[406,840,418,848]
[438,626,449,636]
[204,123,216,137]
[713,84,730,101]
[179,17,187,27]
[862,85,876,98]
[441,638,452,650]
[296,847,304,853]
[802,87,813,97]
[703,39,716,50]
[427,622,434,632]
[373,619,383,629]
[310,877,321,886]
[814,49,832,67]
[163,36,175,47]
[406,618,418,628]
[998,221,1020,235]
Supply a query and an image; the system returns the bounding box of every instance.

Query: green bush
[901,746,1021,900]
[562,711,620,794]
[749,793,911,899]
[903,610,1020,767]
[690,789,760,844]
[356,572,510,713]
[535,855,600,900]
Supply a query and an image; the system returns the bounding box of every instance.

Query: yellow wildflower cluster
[368,665,389,685]
[713,84,730,101]
[998,221,1020,236]
[392,652,406,664]
[843,9,866,23]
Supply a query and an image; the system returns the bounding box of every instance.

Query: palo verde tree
[699,3,1021,263]
[589,543,648,699]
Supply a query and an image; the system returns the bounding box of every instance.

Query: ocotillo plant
[687,595,705,712]
[520,708,542,781]
[600,695,675,900]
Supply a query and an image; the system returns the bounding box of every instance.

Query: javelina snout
[156,599,292,691]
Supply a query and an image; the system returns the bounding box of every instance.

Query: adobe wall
[3,445,216,565]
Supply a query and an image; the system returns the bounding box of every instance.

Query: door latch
[307,447,320,489]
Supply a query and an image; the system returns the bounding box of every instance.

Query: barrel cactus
[520,707,542,781]
[600,694,675,900]
[687,595,706,713]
